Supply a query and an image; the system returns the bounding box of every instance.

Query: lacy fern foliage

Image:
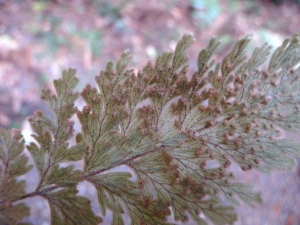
[1,34,300,225]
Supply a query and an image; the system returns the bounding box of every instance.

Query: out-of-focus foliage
[189,0,221,30]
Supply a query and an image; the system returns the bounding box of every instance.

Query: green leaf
[189,210,208,225]
[45,187,102,225]
[26,142,48,176]
[201,205,237,225]
[25,69,91,224]
[52,143,85,163]
[155,51,173,70]
[0,203,31,225]
[96,185,112,216]
[172,34,194,70]
[112,211,124,225]
[0,179,26,201]
[229,183,262,208]
[116,50,132,77]
[197,36,220,72]
[88,172,172,225]
[43,165,82,188]
[7,154,33,179]
[0,128,32,224]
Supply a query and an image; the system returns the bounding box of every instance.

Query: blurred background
[1,0,300,224]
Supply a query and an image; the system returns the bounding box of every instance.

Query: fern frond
[1,34,300,225]
[80,34,300,225]
[0,129,33,224]
[27,68,101,224]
